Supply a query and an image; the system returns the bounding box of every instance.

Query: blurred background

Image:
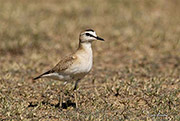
[0,0,180,120]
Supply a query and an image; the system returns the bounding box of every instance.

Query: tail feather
[33,70,52,80]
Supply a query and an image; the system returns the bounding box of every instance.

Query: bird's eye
[85,33,90,36]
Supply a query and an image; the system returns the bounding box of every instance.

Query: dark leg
[74,79,80,108]
[74,79,80,91]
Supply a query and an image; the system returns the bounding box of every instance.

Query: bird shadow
[28,99,76,109]
[52,100,76,109]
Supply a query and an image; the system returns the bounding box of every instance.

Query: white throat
[80,42,92,50]
[79,42,93,56]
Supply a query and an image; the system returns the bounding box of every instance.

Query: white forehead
[85,31,97,37]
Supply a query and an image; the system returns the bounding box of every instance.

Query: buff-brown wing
[33,54,77,80]
[51,54,77,73]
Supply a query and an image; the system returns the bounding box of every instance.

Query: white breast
[79,51,93,73]
[78,43,93,73]
[66,43,93,76]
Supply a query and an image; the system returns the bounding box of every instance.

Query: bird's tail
[33,70,51,80]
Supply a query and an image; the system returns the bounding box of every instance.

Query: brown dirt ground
[0,0,180,120]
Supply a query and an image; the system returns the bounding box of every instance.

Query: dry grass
[0,0,180,120]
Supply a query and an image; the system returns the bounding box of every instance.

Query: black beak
[96,36,104,41]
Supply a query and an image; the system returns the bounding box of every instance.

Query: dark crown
[85,29,94,32]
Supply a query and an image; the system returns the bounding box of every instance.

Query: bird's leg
[74,79,80,108]
[59,90,63,108]
[59,82,67,108]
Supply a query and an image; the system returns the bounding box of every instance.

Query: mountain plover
[33,29,104,108]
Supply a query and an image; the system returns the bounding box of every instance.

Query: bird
[33,29,104,108]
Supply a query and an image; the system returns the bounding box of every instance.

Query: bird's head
[79,29,104,43]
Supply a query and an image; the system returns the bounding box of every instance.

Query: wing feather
[33,54,77,80]
[52,54,77,73]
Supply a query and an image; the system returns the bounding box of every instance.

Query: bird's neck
[77,42,92,54]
